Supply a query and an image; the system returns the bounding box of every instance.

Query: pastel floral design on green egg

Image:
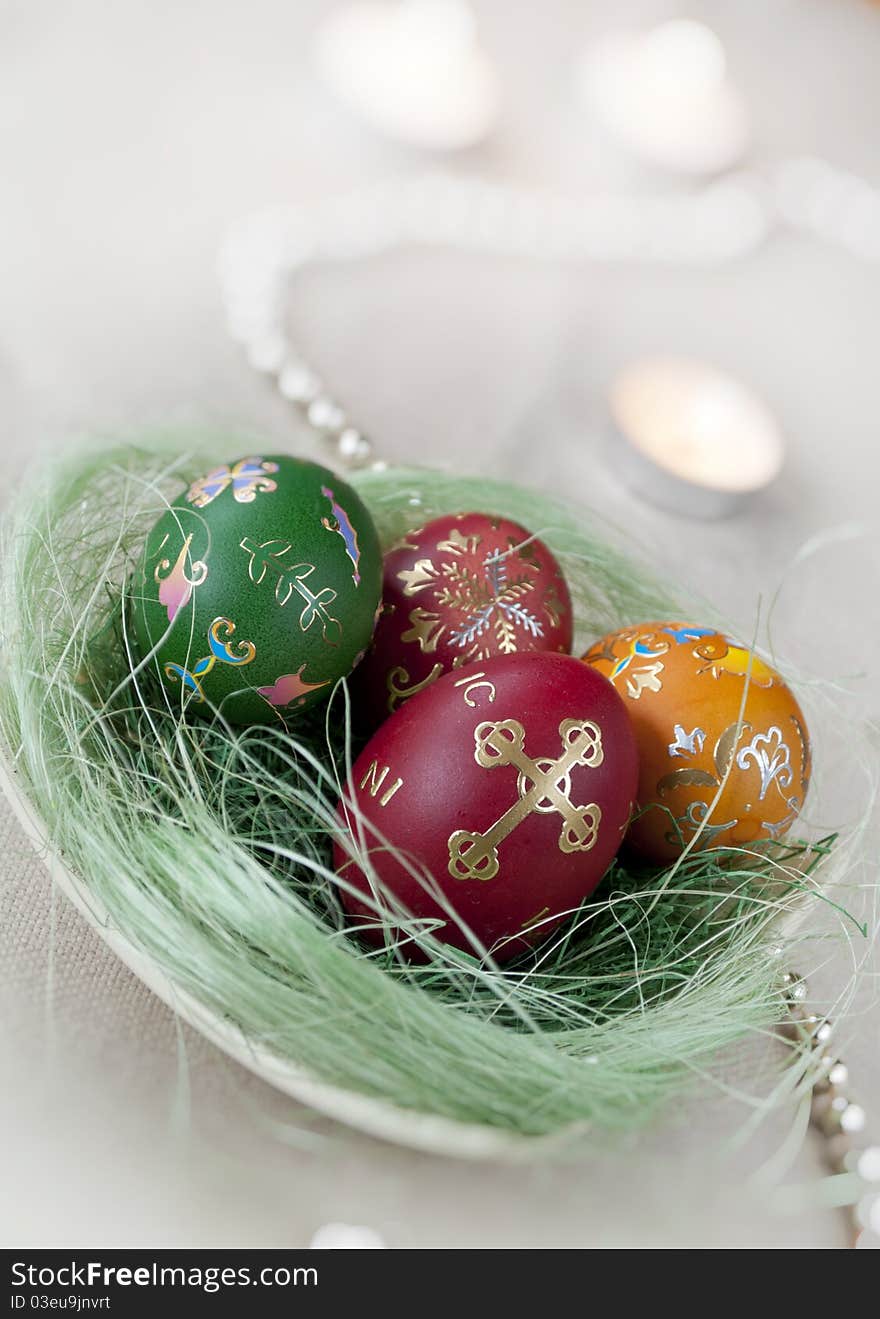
[133,453,382,724]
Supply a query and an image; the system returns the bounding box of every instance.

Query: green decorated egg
[132,454,382,724]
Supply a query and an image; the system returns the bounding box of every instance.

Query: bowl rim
[0,754,572,1161]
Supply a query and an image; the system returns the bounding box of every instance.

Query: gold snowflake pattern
[399,533,550,661]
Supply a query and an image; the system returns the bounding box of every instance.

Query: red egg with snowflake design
[334,653,638,962]
[353,512,573,725]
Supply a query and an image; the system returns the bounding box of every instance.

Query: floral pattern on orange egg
[582,622,811,862]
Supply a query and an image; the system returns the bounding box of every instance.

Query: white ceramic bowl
[0,757,568,1160]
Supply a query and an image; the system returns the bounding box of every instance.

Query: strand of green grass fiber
[0,440,817,1138]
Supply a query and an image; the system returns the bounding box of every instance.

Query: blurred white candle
[314,0,500,151]
[578,20,749,176]
[609,356,785,517]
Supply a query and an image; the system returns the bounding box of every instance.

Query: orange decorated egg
[582,622,811,863]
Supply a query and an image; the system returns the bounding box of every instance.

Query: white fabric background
[1,0,878,1247]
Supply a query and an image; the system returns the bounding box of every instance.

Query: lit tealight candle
[314,0,500,151]
[608,356,785,517]
[578,20,749,176]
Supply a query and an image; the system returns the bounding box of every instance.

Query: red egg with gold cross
[353,512,573,725]
[334,652,638,961]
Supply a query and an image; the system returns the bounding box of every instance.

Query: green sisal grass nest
[0,439,872,1146]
